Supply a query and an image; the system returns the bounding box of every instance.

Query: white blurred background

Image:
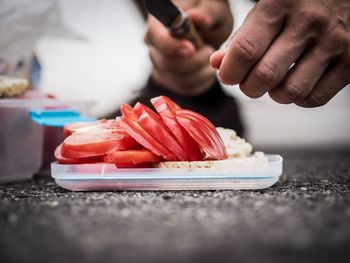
[32,0,350,148]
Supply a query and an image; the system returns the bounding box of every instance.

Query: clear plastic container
[51,155,283,191]
[0,98,92,183]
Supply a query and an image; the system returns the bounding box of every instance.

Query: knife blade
[144,0,204,49]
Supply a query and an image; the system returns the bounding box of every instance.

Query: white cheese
[216,127,253,158]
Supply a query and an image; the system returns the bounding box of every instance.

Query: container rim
[51,155,283,180]
[0,99,94,108]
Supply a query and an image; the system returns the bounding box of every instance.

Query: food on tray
[156,151,267,171]
[55,96,266,168]
[61,119,139,159]
[54,144,103,164]
[0,75,29,98]
[156,128,266,170]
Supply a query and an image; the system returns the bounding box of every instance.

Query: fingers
[269,49,339,104]
[145,16,196,58]
[186,9,211,30]
[218,0,288,85]
[210,49,226,69]
[182,0,231,30]
[239,15,318,98]
[268,50,328,104]
[268,26,349,105]
[145,5,218,97]
[172,0,198,11]
[295,61,350,107]
[186,0,233,48]
[210,0,350,107]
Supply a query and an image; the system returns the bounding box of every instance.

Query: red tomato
[104,149,162,164]
[54,144,103,164]
[152,95,182,111]
[63,121,98,138]
[151,96,203,161]
[61,128,139,158]
[118,104,178,161]
[175,109,228,160]
[134,103,189,161]
[63,119,124,138]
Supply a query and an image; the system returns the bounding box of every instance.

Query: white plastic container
[51,155,283,191]
[0,99,92,183]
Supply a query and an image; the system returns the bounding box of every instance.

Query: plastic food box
[0,98,93,183]
[51,155,283,191]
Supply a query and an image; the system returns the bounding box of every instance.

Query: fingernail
[178,48,192,58]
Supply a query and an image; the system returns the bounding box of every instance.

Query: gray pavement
[0,147,349,263]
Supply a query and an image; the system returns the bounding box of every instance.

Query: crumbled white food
[157,160,215,169]
[0,76,28,97]
[216,127,253,158]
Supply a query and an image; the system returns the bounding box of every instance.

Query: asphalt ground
[1,147,349,263]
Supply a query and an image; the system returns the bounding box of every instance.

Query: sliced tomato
[120,103,133,115]
[175,109,228,160]
[61,128,139,158]
[63,121,98,138]
[151,96,203,161]
[133,103,189,161]
[63,119,124,138]
[104,149,162,164]
[118,104,178,161]
[54,144,103,164]
[151,95,182,111]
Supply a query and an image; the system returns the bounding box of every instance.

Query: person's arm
[211,0,350,107]
[144,0,233,97]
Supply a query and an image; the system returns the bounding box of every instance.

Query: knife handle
[170,14,204,50]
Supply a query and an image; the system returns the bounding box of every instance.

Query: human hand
[211,0,350,107]
[144,0,233,97]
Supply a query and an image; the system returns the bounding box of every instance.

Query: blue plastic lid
[29,109,96,127]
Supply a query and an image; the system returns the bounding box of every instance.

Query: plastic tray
[51,155,283,191]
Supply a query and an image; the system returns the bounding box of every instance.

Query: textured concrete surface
[0,147,349,263]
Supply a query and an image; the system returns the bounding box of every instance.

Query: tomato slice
[63,119,123,138]
[55,144,103,164]
[134,103,189,161]
[151,96,203,161]
[63,121,98,138]
[152,95,182,111]
[175,109,228,160]
[61,128,139,158]
[118,104,178,161]
[104,149,162,164]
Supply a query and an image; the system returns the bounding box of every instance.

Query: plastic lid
[29,109,96,127]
